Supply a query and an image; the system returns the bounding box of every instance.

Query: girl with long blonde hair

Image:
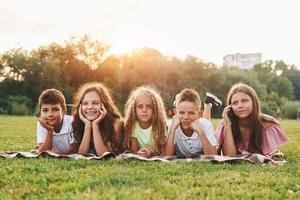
[124,86,167,157]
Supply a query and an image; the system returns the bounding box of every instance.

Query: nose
[48,110,54,116]
[142,106,147,112]
[237,101,243,108]
[183,113,189,119]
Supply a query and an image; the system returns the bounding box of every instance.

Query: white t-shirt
[168,118,218,157]
[37,115,74,153]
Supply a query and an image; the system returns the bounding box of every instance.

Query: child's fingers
[39,118,47,125]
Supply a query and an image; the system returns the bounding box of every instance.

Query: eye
[232,101,238,105]
[136,104,143,109]
[82,102,88,106]
[92,102,100,106]
[241,99,249,103]
[146,105,153,109]
[42,109,48,112]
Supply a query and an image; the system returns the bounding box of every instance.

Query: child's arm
[191,120,217,155]
[164,117,180,156]
[78,123,92,155]
[221,105,237,156]
[38,118,54,152]
[77,105,93,156]
[91,105,109,156]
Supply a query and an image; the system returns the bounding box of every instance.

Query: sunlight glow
[0,0,299,67]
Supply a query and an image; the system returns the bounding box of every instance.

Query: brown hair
[174,88,201,110]
[38,89,67,111]
[227,83,263,153]
[123,86,167,154]
[72,82,121,150]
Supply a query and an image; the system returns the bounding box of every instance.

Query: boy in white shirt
[165,89,218,157]
[37,89,76,154]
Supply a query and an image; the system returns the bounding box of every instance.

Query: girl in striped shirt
[215,83,288,156]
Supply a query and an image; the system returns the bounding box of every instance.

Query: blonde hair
[124,86,167,154]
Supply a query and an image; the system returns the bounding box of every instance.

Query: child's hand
[170,116,180,131]
[92,103,107,125]
[39,118,54,132]
[222,105,232,126]
[191,120,204,134]
[137,148,151,158]
[79,104,91,125]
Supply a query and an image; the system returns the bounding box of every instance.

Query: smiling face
[40,103,64,128]
[135,94,154,128]
[231,92,253,119]
[81,90,102,121]
[175,101,200,130]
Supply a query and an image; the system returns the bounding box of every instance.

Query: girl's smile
[81,91,102,121]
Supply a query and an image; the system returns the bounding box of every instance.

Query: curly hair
[72,82,121,151]
[123,86,167,154]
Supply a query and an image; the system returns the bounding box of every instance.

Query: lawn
[0,116,299,200]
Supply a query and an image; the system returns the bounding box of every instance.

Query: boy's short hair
[174,89,201,109]
[38,89,67,110]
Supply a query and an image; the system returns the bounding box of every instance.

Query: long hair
[72,82,121,150]
[124,86,167,154]
[227,83,263,153]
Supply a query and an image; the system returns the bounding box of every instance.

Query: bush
[281,101,300,119]
[10,103,32,115]
[3,95,33,115]
[260,101,276,117]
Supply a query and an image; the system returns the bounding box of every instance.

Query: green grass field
[0,116,299,200]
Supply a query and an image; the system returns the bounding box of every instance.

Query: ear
[63,107,67,115]
[173,108,177,115]
[197,110,202,118]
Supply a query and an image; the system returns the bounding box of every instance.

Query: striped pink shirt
[215,121,288,155]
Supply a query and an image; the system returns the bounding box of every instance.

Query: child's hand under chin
[170,116,181,130]
[191,120,204,134]
[39,118,54,132]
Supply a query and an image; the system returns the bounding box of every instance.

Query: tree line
[1,36,300,118]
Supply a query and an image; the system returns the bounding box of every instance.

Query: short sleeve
[199,118,218,146]
[37,121,47,144]
[262,124,288,155]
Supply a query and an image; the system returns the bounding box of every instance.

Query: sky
[0,0,299,67]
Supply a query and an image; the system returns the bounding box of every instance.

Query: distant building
[223,53,262,69]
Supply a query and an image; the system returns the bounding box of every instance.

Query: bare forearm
[38,131,53,152]
[92,125,108,156]
[78,125,92,155]
[164,129,176,156]
[223,126,237,156]
[198,132,217,155]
